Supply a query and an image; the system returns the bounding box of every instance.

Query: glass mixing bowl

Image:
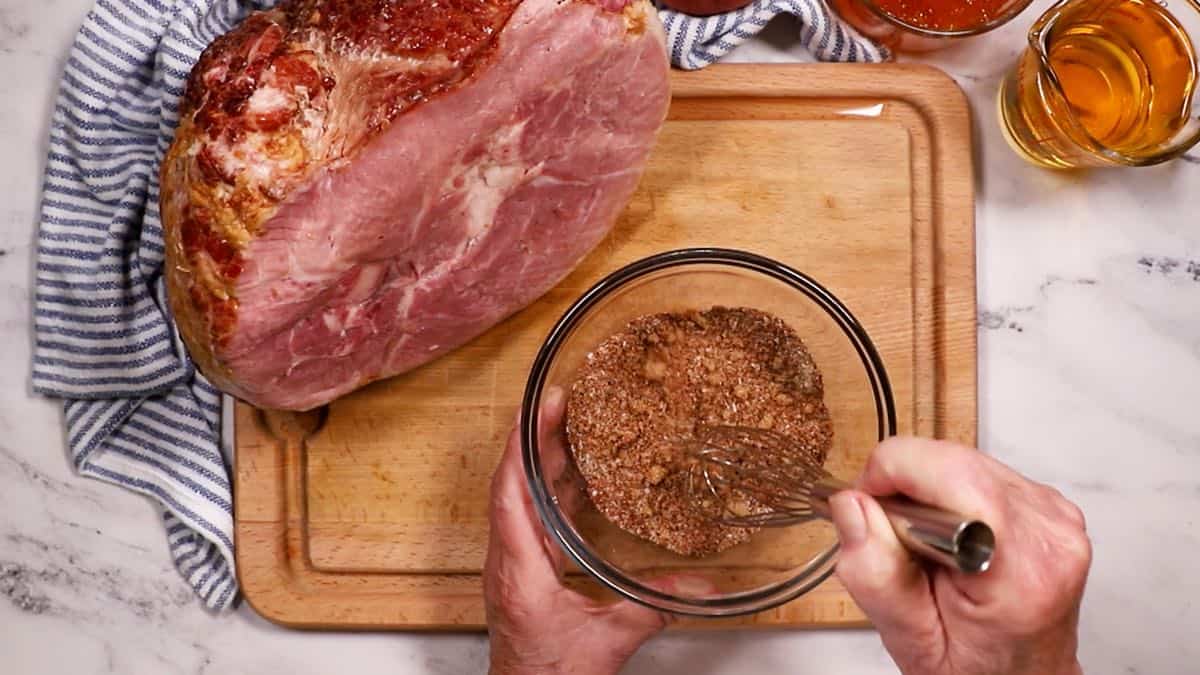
[521,248,896,617]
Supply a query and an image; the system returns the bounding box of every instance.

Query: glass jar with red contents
[829,0,1036,52]
[659,0,755,16]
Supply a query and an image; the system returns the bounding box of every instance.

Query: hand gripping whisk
[684,425,995,574]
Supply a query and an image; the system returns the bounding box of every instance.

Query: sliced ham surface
[161,0,671,410]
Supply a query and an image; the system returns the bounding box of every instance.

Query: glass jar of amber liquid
[999,0,1200,168]
[828,0,1035,52]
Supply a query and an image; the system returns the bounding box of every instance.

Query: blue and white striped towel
[659,0,889,69]
[31,0,883,611]
[31,0,278,611]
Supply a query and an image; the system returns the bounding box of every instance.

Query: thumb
[594,599,672,662]
[586,574,707,667]
[830,491,943,647]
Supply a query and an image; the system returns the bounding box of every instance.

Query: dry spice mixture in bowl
[521,248,896,617]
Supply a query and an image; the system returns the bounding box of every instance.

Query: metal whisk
[685,425,995,574]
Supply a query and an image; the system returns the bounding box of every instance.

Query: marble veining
[2,0,1199,673]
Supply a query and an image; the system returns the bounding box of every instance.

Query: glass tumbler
[998,0,1200,168]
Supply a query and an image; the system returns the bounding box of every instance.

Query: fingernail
[544,385,564,410]
[671,575,717,596]
[830,491,867,547]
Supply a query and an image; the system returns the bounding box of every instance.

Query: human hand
[829,437,1091,675]
[484,387,672,675]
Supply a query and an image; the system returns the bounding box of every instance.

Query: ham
[160,0,670,410]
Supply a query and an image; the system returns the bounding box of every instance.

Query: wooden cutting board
[233,63,976,630]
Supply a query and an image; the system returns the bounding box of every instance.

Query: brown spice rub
[565,306,833,557]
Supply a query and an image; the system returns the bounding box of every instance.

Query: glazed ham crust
[161,0,670,410]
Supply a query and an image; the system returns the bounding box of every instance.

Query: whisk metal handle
[810,478,995,574]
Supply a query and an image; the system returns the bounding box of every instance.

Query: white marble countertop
[2,1,1198,673]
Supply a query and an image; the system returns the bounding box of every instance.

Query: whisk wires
[684,425,833,528]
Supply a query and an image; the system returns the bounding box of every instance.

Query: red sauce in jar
[871,0,1015,31]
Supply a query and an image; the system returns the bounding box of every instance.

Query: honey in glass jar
[998,0,1200,168]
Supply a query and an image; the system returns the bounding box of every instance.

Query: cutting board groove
[233,63,976,630]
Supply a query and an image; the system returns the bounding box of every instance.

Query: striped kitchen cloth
[658,0,890,69]
[31,0,277,611]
